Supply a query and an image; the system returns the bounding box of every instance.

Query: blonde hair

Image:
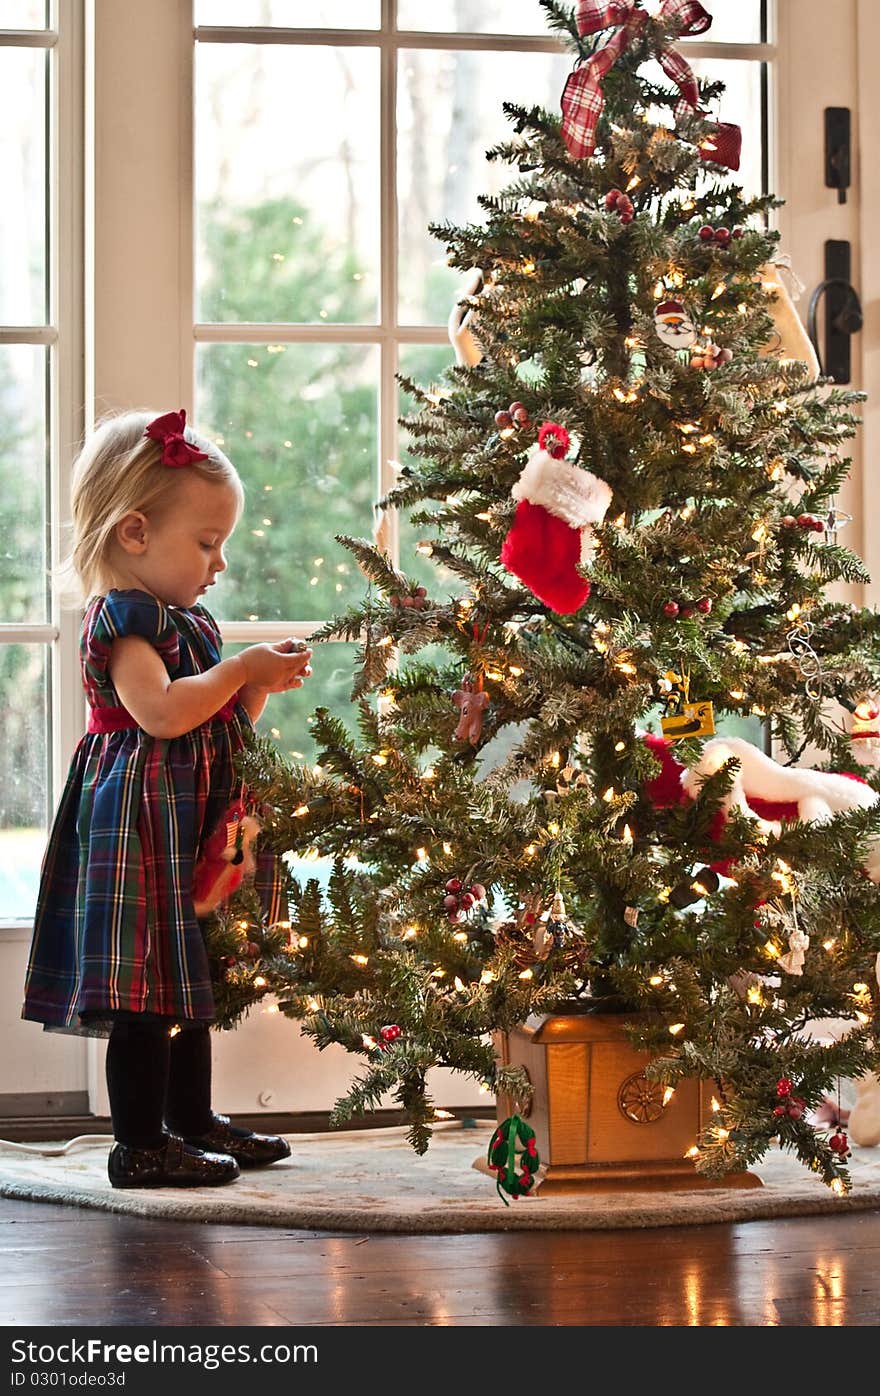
[59,410,243,601]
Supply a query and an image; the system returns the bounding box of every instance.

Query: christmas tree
[217,0,880,1192]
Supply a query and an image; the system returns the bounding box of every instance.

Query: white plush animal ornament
[757,258,821,377]
[681,736,880,881]
[848,1072,880,1148]
[447,267,484,367]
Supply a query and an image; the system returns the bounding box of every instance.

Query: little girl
[22,409,312,1189]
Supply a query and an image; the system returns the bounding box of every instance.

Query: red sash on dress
[87,692,241,734]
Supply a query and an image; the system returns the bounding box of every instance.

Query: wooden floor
[1,1196,879,1326]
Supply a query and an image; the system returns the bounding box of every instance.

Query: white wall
[1,930,89,1098]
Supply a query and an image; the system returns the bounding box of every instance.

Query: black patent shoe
[108,1133,240,1189]
[178,1113,291,1169]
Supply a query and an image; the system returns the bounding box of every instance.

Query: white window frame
[192,0,776,644]
[0,1,84,933]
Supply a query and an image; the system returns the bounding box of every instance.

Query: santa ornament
[643,733,880,883]
[850,699,880,770]
[654,299,698,351]
[500,422,612,615]
[680,736,880,882]
[192,798,262,916]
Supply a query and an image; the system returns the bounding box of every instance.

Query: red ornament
[380,1024,402,1043]
[508,401,525,418]
[513,407,531,426]
[494,410,512,429]
[192,798,261,917]
[781,515,798,528]
[443,894,460,911]
[797,513,823,531]
[773,1099,805,1120]
[773,1078,806,1119]
[732,227,744,239]
[446,878,463,893]
[469,883,487,902]
[680,605,694,619]
[662,601,680,618]
[696,597,713,614]
[244,941,260,959]
[829,1130,851,1159]
[460,892,476,910]
[699,121,742,172]
[698,225,715,241]
[604,189,633,223]
[714,227,732,246]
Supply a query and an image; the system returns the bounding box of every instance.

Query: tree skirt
[2,1120,880,1233]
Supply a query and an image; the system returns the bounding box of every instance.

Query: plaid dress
[22,589,283,1037]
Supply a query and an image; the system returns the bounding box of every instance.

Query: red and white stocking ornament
[500,422,612,615]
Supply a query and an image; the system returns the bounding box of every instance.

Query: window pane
[226,640,360,765]
[399,1,764,41]
[195,1,379,26]
[0,47,46,325]
[0,345,47,622]
[397,47,570,324]
[1,2,48,27]
[683,1,763,44]
[197,342,378,622]
[0,644,48,921]
[397,343,465,598]
[195,44,379,323]
[398,0,551,34]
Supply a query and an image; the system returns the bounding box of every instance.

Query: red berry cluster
[662,597,713,620]
[605,188,634,224]
[494,400,533,433]
[773,1077,806,1120]
[443,877,487,923]
[698,225,743,246]
[390,586,428,610]
[781,513,824,533]
[375,1024,402,1053]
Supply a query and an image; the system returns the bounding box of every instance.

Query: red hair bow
[144,409,210,468]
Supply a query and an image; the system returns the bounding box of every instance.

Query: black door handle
[807,242,862,383]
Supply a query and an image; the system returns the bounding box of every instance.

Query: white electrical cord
[0,1115,497,1157]
[0,1134,113,1156]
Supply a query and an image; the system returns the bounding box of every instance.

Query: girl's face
[114,474,240,608]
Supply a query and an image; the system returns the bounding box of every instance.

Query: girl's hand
[238,641,312,694]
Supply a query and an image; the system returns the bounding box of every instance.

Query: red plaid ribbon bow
[561,0,711,159]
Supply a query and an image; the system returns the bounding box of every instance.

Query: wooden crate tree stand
[496,1014,761,1194]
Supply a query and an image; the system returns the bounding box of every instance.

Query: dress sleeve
[83,590,181,695]
[192,604,223,655]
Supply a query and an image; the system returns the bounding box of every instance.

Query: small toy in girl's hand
[192,798,262,916]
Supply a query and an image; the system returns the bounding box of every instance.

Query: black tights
[105,1019,214,1148]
